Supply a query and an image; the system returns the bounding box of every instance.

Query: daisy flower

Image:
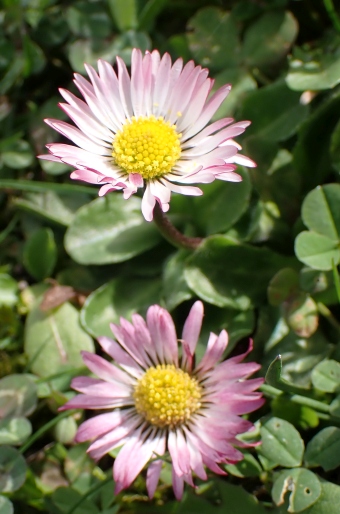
[39,49,255,221]
[60,301,264,499]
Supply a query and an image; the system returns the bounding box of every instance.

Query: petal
[114,429,159,493]
[81,351,133,385]
[141,184,156,221]
[146,305,178,365]
[182,301,204,356]
[75,410,131,442]
[196,330,228,373]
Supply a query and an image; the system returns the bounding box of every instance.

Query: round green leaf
[0,417,32,446]
[268,268,299,306]
[184,236,291,310]
[65,195,161,265]
[285,293,318,338]
[0,495,13,514]
[305,427,340,471]
[302,184,340,241]
[194,168,251,235]
[187,7,240,70]
[272,468,321,512]
[296,481,340,514]
[311,359,340,393]
[0,446,27,493]
[295,231,340,271]
[0,374,37,418]
[242,11,298,70]
[258,417,304,468]
[23,227,57,281]
[25,301,94,377]
[287,55,340,91]
[81,276,162,338]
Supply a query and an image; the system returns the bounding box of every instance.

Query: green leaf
[293,93,340,191]
[240,81,308,142]
[213,68,257,117]
[0,446,27,493]
[285,293,318,338]
[0,495,13,514]
[272,468,321,512]
[216,481,267,514]
[287,55,340,91]
[258,417,304,468]
[23,227,57,281]
[301,184,340,241]
[108,0,138,31]
[184,236,291,310]
[268,268,299,306]
[225,451,262,478]
[1,139,33,169]
[0,374,37,418]
[305,427,340,471]
[66,1,112,38]
[194,168,252,235]
[51,486,97,514]
[294,231,340,271]
[311,359,340,393]
[162,252,192,311]
[14,191,92,226]
[22,35,46,76]
[65,195,161,265]
[25,301,94,377]
[0,418,32,446]
[299,481,340,514]
[242,11,298,70]
[187,7,240,70]
[80,276,162,338]
[0,275,18,307]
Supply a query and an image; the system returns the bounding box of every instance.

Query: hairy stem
[153,203,203,250]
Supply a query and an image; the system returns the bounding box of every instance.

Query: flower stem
[153,203,203,250]
[261,383,340,421]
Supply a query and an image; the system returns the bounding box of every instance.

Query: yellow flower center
[112,116,181,180]
[134,364,202,428]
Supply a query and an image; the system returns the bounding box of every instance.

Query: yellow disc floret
[112,116,181,180]
[134,364,202,428]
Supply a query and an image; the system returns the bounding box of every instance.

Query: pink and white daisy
[39,49,255,221]
[60,301,264,499]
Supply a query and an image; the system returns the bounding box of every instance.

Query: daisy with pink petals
[60,301,264,499]
[39,48,255,221]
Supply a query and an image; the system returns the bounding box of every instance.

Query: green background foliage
[1,0,340,512]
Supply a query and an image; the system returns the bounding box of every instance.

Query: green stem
[66,474,113,514]
[324,0,340,32]
[153,203,203,250]
[19,409,77,454]
[0,179,98,196]
[261,384,340,418]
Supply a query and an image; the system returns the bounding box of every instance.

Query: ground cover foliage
[1,0,340,512]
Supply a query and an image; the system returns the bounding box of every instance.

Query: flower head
[39,49,255,221]
[61,302,264,499]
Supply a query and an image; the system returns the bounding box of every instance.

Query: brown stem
[153,204,203,250]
